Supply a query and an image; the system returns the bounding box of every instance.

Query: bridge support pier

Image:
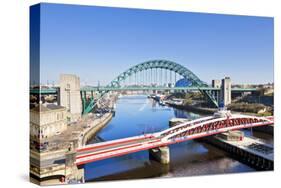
[149,146,170,164]
[65,144,84,183]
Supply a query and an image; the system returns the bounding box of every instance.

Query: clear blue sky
[38,3,274,85]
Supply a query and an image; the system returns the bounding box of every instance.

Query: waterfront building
[59,74,82,122]
[30,103,67,141]
[175,78,192,87]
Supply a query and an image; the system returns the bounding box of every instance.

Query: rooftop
[31,104,65,113]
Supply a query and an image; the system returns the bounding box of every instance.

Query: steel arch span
[108,59,218,107]
[82,59,219,114]
[109,59,206,87]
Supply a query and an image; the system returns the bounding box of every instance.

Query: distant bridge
[30,60,258,114]
[30,86,257,93]
[75,111,273,165]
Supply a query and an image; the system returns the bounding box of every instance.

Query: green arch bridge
[30,60,257,114]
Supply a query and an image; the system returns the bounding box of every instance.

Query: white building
[30,104,67,141]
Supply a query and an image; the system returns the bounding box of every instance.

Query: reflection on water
[85,95,261,182]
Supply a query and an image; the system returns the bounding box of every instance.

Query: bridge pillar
[221,77,232,106]
[212,79,222,104]
[65,143,84,183]
[59,74,82,122]
[149,146,170,164]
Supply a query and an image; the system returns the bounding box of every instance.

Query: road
[77,135,159,156]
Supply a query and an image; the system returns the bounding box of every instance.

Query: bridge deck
[77,136,158,157]
[75,114,273,166]
[30,87,257,94]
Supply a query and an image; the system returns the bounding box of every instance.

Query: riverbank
[30,112,113,184]
[165,102,216,115]
[166,100,273,118]
[81,112,113,145]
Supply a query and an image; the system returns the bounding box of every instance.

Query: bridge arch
[161,115,272,142]
[82,59,219,114]
[109,60,207,87]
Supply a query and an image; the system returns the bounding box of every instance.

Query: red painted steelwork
[75,115,273,165]
[77,135,154,152]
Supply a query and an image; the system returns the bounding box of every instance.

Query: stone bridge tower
[221,77,232,106]
[59,74,82,122]
[212,77,232,106]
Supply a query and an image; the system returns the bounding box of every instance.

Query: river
[84,95,272,182]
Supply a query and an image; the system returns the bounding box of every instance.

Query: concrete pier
[149,146,170,164]
[201,133,273,170]
[65,145,84,183]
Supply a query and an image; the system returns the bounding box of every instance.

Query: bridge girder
[107,59,219,107]
[109,60,206,87]
[161,115,273,141]
[74,114,273,165]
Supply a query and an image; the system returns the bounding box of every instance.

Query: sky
[35,3,274,85]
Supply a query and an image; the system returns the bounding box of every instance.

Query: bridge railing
[164,115,273,141]
[74,114,273,165]
[76,134,154,153]
[154,116,215,137]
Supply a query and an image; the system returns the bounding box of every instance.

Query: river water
[85,95,272,182]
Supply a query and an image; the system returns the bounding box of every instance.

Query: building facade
[59,74,82,122]
[30,104,67,141]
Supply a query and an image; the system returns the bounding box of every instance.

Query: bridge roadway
[75,112,273,166]
[30,86,257,94]
[75,134,161,164]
